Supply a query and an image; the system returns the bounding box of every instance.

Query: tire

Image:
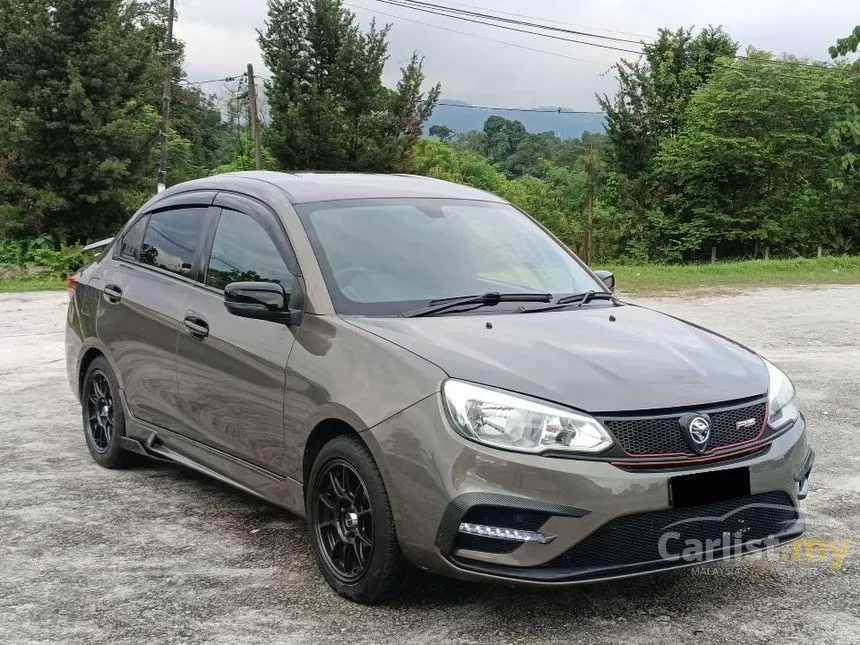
[81,356,134,469]
[306,435,408,603]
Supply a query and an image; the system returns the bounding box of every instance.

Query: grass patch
[1,256,858,295]
[0,273,67,292]
[604,256,860,295]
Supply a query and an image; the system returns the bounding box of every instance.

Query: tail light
[67,274,80,300]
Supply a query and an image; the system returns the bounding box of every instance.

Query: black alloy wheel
[315,460,374,582]
[85,371,115,453]
[306,435,408,603]
[81,356,134,469]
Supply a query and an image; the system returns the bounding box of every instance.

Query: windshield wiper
[556,290,616,306]
[518,290,618,314]
[401,292,552,318]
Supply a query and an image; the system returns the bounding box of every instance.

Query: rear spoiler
[83,237,114,253]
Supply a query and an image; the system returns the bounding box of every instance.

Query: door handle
[183,316,209,339]
[103,284,123,304]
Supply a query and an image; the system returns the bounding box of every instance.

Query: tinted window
[205,209,292,290]
[118,215,148,261]
[452,205,576,291]
[297,199,601,316]
[139,208,207,277]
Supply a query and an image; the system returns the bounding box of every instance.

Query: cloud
[174,0,856,108]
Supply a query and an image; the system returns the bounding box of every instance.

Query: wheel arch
[76,339,125,400]
[302,417,393,500]
[303,418,364,488]
[78,347,106,397]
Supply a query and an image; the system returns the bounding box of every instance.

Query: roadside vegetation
[3,255,858,295]
[0,2,857,294]
[607,256,860,294]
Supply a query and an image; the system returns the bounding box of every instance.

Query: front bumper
[366,395,812,586]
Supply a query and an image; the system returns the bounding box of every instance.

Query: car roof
[157,171,507,205]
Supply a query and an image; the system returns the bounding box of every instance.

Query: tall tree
[428,124,454,143]
[483,116,527,165]
[653,53,851,259]
[0,0,162,240]
[259,0,440,172]
[828,26,860,175]
[598,27,738,180]
[504,132,558,178]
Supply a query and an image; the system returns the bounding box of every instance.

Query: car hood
[347,304,768,413]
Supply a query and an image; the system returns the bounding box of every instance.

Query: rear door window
[117,215,149,261]
[139,208,208,278]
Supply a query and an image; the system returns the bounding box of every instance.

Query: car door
[97,193,215,430]
[175,192,300,474]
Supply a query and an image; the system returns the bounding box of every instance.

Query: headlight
[442,380,614,455]
[764,359,799,429]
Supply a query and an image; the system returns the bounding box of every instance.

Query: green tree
[451,129,487,155]
[552,131,607,169]
[504,132,558,178]
[389,52,442,169]
[428,124,454,142]
[653,53,851,260]
[0,0,163,240]
[259,0,440,172]
[483,116,528,165]
[598,26,738,181]
[828,26,860,175]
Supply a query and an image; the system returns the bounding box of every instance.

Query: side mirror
[224,281,300,325]
[593,270,616,292]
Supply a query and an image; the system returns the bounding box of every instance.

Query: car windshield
[296,198,605,316]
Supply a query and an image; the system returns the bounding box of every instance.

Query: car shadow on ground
[129,457,780,621]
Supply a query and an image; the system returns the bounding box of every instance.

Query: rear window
[139,208,208,278]
[117,215,148,261]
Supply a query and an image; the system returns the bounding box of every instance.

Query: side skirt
[123,414,305,518]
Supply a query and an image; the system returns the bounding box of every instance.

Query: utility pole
[582,142,600,265]
[246,64,263,171]
[157,0,176,193]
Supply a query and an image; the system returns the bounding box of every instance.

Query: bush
[0,235,53,268]
[0,236,86,277]
[30,243,87,277]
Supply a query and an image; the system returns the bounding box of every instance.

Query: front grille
[452,507,549,555]
[547,491,795,572]
[601,401,766,457]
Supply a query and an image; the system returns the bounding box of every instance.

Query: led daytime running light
[458,522,549,543]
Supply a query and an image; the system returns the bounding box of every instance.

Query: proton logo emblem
[679,413,712,454]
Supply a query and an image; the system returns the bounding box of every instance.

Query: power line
[430,0,652,40]
[387,0,643,45]
[378,0,857,76]
[372,0,642,54]
[181,75,243,86]
[437,102,604,114]
[347,2,609,66]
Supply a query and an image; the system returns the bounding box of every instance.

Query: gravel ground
[1,287,858,645]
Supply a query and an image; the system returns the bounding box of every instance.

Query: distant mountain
[426,99,606,140]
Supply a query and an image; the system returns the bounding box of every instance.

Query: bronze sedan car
[66,172,813,603]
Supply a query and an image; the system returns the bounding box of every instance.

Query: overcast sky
[174,0,856,109]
